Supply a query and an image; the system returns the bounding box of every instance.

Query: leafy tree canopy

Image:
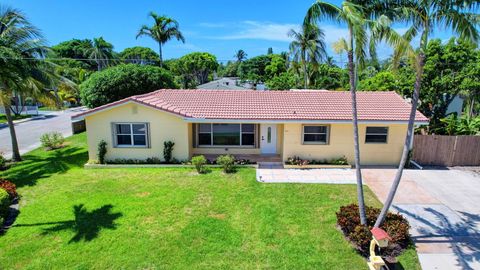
[171,52,218,88]
[266,72,297,90]
[119,46,160,65]
[79,64,178,108]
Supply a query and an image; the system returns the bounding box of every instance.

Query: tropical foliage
[136,12,185,66]
[79,64,177,108]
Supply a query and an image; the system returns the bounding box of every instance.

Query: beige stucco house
[72,89,428,165]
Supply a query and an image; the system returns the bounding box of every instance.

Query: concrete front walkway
[256,168,356,184]
[363,169,480,270]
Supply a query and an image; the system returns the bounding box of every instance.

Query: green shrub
[191,155,207,174]
[336,204,411,258]
[216,154,236,173]
[40,132,65,150]
[79,64,178,108]
[0,152,6,170]
[330,156,348,165]
[97,140,107,164]
[163,141,175,163]
[0,189,10,221]
[0,179,17,199]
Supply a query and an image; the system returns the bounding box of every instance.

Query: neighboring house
[72,89,429,165]
[196,77,250,90]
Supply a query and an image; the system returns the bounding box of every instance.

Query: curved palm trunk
[3,103,21,161]
[348,29,367,225]
[374,52,425,227]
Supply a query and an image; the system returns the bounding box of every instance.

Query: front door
[260,124,277,154]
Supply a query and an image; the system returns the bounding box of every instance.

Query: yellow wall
[84,102,407,165]
[282,123,407,165]
[85,102,190,161]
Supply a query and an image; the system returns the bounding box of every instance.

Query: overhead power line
[1,56,479,66]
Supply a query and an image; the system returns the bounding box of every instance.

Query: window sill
[302,142,329,145]
[114,145,149,148]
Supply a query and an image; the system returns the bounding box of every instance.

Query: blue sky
[4,0,455,64]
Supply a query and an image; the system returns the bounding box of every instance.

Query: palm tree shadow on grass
[14,204,122,243]
[2,146,88,188]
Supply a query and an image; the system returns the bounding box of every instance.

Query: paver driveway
[364,168,480,270]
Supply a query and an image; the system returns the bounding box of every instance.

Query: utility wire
[2,56,479,66]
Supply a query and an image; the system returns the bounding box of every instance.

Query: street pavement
[0,107,86,158]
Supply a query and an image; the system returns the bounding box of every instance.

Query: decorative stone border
[84,163,258,169]
[283,164,352,169]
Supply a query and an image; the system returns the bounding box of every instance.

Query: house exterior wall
[84,102,408,165]
[282,123,407,165]
[85,102,190,161]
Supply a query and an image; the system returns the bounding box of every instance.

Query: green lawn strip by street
[0,133,420,269]
[0,114,31,124]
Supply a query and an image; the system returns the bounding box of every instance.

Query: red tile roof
[73,89,429,122]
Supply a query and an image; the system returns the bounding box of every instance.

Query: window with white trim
[197,123,255,146]
[113,123,148,147]
[365,127,388,143]
[302,125,328,144]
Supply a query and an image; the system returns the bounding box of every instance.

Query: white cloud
[216,21,299,42]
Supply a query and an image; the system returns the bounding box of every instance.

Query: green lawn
[0,114,31,124]
[0,133,420,269]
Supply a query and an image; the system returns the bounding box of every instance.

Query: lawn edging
[84,163,258,169]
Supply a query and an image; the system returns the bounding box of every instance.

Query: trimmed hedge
[336,204,411,258]
[80,64,178,108]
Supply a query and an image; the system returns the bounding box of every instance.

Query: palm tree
[87,37,115,71]
[136,12,185,67]
[288,23,326,89]
[373,0,480,227]
[0,5,58,161]
[234,49,247,62]
[305,0,371,224]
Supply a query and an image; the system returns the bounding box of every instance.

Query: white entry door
[260,124,277,154]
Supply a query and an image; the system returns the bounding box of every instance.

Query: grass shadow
[14,204,122,243]
[1,145,88,188]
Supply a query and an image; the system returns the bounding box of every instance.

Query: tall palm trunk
[348,29,367,225]
[3,103,21,161]
[302,51,308,89]
[158,42,163,67]
[374,52,425,227]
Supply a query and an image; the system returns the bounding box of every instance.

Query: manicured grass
[0,133,420,269]
[0,114,31,124]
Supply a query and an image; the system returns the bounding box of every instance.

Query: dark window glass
[365,127,388,143]
[117,135,132,145]
[242,133,255,145]
[116,124,131,134]
[242,124,255,133]
[365,135,387,143]
[132,124,146,134]
[133,135,146,146]
[304,126,327,133]
[304,134,327,143]
[213,124,240,145]
[198,133,211,145]
[199,124,212,133]
[366,127,388,134]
